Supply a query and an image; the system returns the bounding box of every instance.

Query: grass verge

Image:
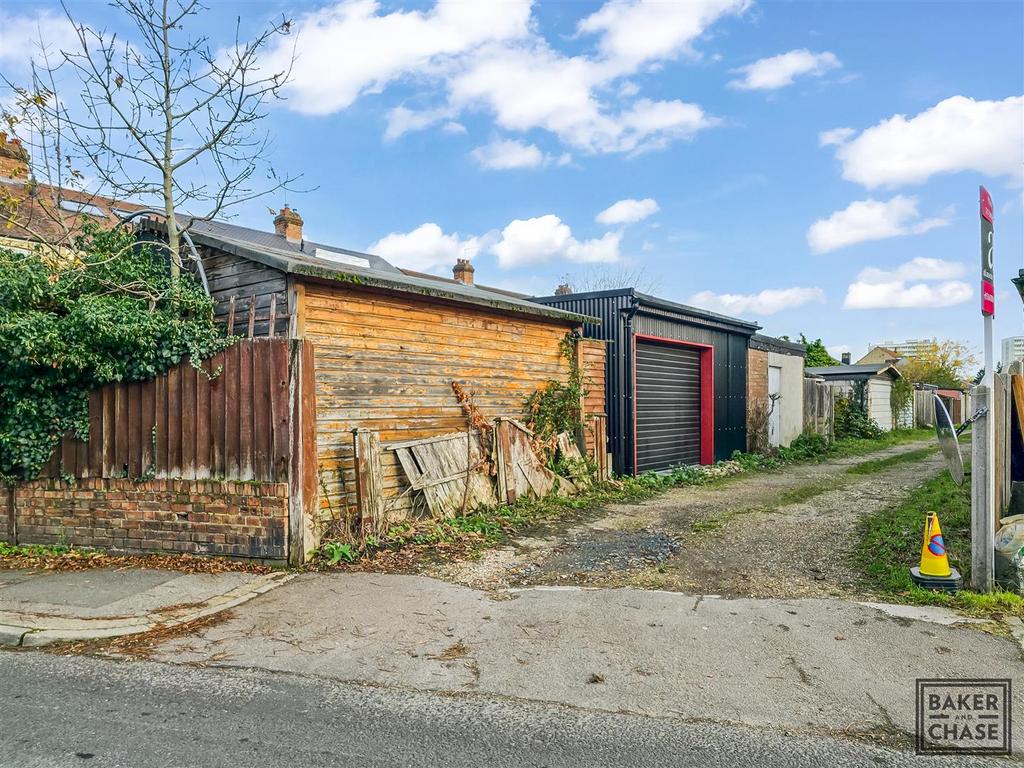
[853,464,1024,619]
[845,447,936,476]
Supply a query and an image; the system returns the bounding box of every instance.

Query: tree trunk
[160,0,179,283]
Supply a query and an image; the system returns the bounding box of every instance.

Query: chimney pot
[273,205,303,243]
[554,283,573,295]
[453,258,475,285]
[841,352,851,365]
[0,131,30,179]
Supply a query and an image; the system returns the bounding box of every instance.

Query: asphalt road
[0,652,1012,768]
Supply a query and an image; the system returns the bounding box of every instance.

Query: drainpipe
[623,294,640,476]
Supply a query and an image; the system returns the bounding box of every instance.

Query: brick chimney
[453,258,474,285]
[554,283,573,295]
[841,352,851,365]
[273,205,303,243]
[0,132,30,179]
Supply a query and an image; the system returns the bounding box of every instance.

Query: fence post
[971,386,994,592]
[353,428,384,538]
[287,339,319,565]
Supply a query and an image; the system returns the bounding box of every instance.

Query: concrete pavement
[0,652,1011,768]
[152,572,1024,749]
[0,567,292,647]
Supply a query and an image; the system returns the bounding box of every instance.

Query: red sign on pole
[980,186,994,316]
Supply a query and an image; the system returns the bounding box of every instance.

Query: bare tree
[558,264,661,295]
[5,1,297,278]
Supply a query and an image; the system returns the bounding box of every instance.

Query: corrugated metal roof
[533,287,760,335]
[177,219,594,325]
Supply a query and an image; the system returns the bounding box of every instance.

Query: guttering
[623,294,640,475]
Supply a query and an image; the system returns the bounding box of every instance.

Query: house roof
[175,218,594,326]
[533,287,760,335]
[0,176,146,248]
[805,363,902,380]
[855,345,903,365]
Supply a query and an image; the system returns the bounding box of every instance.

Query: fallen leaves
[0,548,272,575]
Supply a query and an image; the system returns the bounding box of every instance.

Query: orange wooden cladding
[38,339,292,482]
[303,283,579,521]
[578,339,607,457]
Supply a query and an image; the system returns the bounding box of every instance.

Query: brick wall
[747,347,769,452]
[1,489,9,543]
[4,478,288,560]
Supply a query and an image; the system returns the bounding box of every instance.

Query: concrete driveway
[149,571,1024,752]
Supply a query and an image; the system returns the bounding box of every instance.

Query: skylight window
[314,248,370,269]
[58,199,106,218]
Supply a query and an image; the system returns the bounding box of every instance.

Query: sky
[1,0,1022,365]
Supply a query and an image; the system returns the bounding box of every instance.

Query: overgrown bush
[834,394,884,440]
[0,222,228,481]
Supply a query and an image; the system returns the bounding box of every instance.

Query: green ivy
[890,377,913,428]
[524,334,584,442]
[0,222,229,482]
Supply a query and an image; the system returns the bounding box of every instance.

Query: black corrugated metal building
[533,289,759,475]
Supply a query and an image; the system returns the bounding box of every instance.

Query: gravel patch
[430,441,943,598]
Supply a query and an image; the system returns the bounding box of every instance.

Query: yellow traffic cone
[910,511,962,591]
[918,512,952,577]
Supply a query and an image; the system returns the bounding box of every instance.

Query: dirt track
[429,440,945,599]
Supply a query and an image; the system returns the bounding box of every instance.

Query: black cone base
[910,566,963,593]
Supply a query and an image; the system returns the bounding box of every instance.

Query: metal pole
[971,386,994,592]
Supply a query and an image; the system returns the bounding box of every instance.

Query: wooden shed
[171,210,593,545]
[804,363,905,431]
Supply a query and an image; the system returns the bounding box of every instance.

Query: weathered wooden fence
[803,377,833,439]
[913,389,934,428]
[30,337,319,563]
[41,338,298,482]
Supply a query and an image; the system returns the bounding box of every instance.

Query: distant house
[804,363,906,431]
[0,132,144,253]
[856,346,904,367]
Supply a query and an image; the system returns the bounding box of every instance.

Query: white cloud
[826,95,1024,188]
[855,257,966,285]
[266,0,736,155]
[689,287,826,316]
[265,0,532,116]
[449,43,720,154]
[442,121,467,135]
[0,10,79,68]
[470,139,547,170]
[806,195,951,254]
[578,0,750,71]
[728,49,840,91]
[843,280,972,309]
[596,198,659,225]
[384,105,456,141]
[842,257,972,310]
[828,344,850,358]
[819,127,854,147]
[369,222,488,273]
[490,214,620,267]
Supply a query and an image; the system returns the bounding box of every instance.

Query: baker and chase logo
[916,679,1012,755]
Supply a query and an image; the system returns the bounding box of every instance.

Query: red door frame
[632,333,714,473]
